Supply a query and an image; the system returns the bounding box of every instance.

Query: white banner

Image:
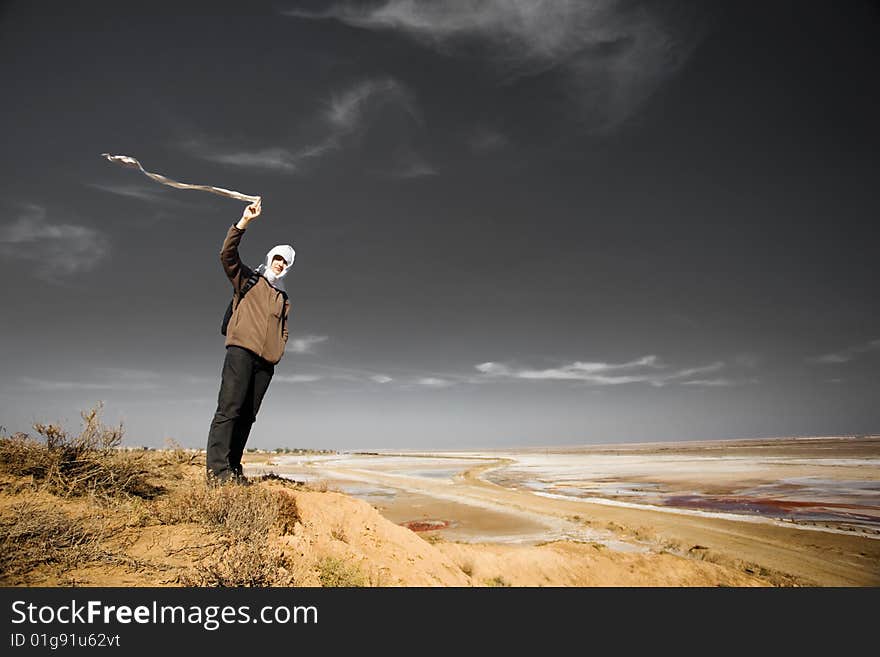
[101,154,260,204]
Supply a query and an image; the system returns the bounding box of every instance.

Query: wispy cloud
[326,77,420,132]
[183,78,429,175]
[249,348,751,392]
[272,354,733,390]
[383,148,438,178]
[86,183,190,206]
[670,363,727,381]
[298,363,396,384]
[274,374,323,383]
[810,338,880,364]
[681,375,761,387]
[180,142,305,172]
[467,126,510,153]
[475,356,727,387]
[287,335,329,354]
[91,367,162,381]
[200,147,301,172]
[0,203,109,279]
[19,377,158,392]
[17,367,163,393]
[285,0,701,132]
[416,377,454,387]
[288,361,458,388]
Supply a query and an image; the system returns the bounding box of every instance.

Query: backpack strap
[236,269,262,305]
[221,269,264,337]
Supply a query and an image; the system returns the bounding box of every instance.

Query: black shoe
[230,464,251,486]
[206,471,234,487]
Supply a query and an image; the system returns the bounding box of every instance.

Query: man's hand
[236,200,261,229]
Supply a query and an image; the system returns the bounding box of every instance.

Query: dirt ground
[0,453,769,587]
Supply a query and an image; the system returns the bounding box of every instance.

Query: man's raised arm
[220,200,261,293]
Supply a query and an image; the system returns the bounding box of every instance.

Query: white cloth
[257,244,295,292]
[101,153,261,203]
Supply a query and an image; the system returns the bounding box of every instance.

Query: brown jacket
[220,224,291,365]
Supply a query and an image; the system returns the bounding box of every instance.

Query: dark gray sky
[1,0,878,450]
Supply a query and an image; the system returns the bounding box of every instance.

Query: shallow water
[479,451,880,533]
[262,440,880,538]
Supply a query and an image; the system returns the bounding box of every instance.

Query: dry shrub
[330,524,348,543]
[273,491,300,535]
[317,557,367,587]
[156,482,299,540]
[157,480,301,586]
[180,541,295,587]
[0,403,163,500]
[118,496,161,529]
[0,501,102,584]
[161,438,200,466]
[254,472,286,482]
[307,479,330,493]
[0,431,59,480]
[162,482,300,587]
[485,575,511,587]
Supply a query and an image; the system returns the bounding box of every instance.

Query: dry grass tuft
[155,480,301,587]
[308,479,330,493]
[330,525,348,543]
[485,575,511,587]
[156,481,299,540]
[273,491,300,536]
[317,556,367,587]
[0,501,103,584]
[160,437,201,466]
[0,403,163,500]
[180,541,295,587]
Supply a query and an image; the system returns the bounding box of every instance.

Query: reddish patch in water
[401,519,451,532]
[664,495,880,524]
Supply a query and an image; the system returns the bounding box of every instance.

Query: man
[206,199,294,483]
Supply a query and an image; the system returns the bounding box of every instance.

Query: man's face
[271,255,288,276]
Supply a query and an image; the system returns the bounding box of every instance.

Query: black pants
[206,346,274,480]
